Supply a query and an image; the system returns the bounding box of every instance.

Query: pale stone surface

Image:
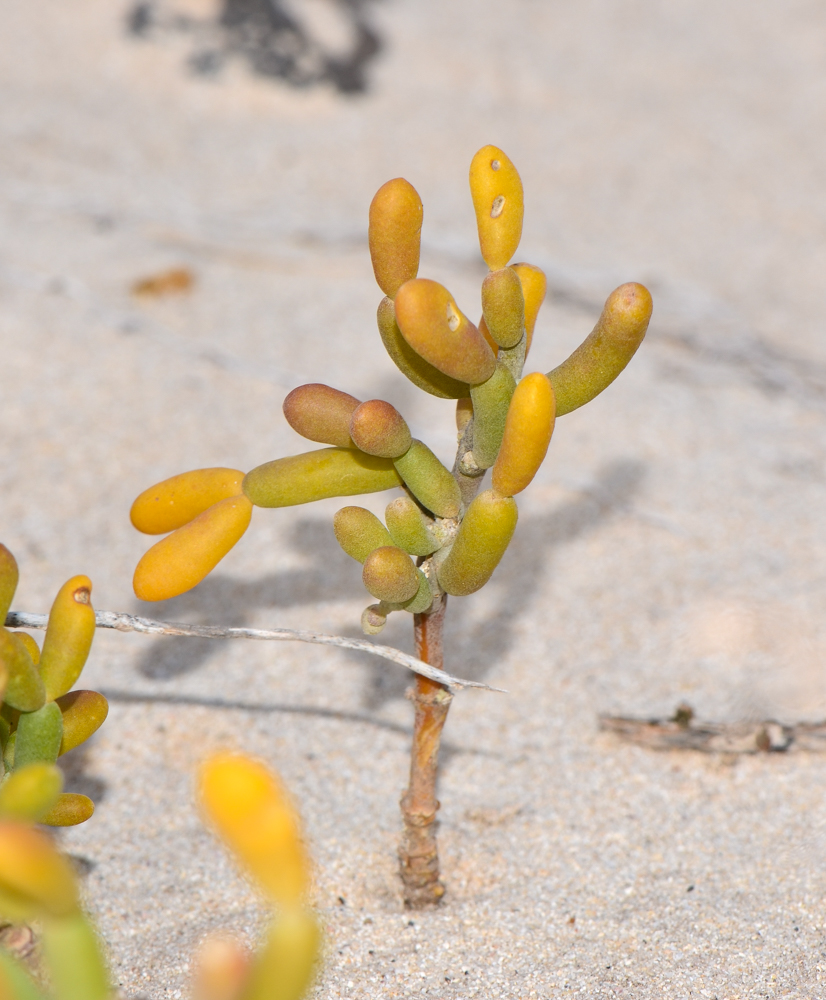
[1,1,826,997]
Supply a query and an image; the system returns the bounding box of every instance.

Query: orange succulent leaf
[199,754,309,908]
[492,372,556,496]
[0,821,78,919]
[131,468,245,535]
[133,496,253,602]
[368,178,423,298]
[282,384,361,449]
[394,279,496,386]
[512,263,547,356]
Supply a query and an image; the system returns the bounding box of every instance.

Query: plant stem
[398,596,453,908]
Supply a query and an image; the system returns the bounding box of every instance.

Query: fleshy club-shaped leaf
[0,545,19,625]
[3,734,15,774]
[512,263,547,356]
[40,909,110,1000]
[131,468,245,535]
[12,631,39,665]
[282,384,361,449]
[39,793,95,827]
[385,496,439,556]
[393,440,461,518]
[333,507,393,563]
[38,576,96,702]
[133,496,253,602]
[437,490,518,596]
[469,363,517,469]
[0,762,63,822]
[398,569,433,614]
[200,754,310,907]
[377,297,470,399]
[492,372,556,496]
[14,702,63,770]
[361,603,388,635]
[0,822,78,919]
[362,546,419,604]
[469,145,524,270]
[481,267,525,349]
[478,316,499,356]
[243,449,401,509]
[55,690,109,756]
[455,397,473,433]
[0,630,44,712]
[546,282,653,415]
[242,909,321,1000]
[394,279,496,386]
[368,178,423,299]
[192,934,251,1000]
[365,570,432,619]
[349,400,412,459]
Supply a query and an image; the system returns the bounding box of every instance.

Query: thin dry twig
[4,610,503,693]
[600,704,826,754]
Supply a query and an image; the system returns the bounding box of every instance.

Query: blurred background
[2,2,826,996]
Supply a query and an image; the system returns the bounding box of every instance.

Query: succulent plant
[0,546,107,828]
[130,144,652,907]
[0,753,319,1000]
[0,819,110,999]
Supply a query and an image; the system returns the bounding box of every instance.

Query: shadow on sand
[127,0,383,94]
[132,458,645,700]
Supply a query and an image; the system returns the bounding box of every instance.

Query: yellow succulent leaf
[512,263,547,356]
[38,576,96,702]
[133,496,253,602]
[492,372,556,496]
[0,822,78,919]
[131,468,245,535]
[546,283,652,415]
[0,763,63,823]
[243,449,401,509]
[39,793,95,828]
[437,490,518,596]
[200,755,309,907]
[469,145,524,270]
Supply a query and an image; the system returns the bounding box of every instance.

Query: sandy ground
[2,1,826,996]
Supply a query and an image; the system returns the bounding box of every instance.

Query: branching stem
[397,329,528,905]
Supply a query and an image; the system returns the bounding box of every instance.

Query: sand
[2,1,826,996]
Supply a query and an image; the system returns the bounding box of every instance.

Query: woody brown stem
[398,596,453,908]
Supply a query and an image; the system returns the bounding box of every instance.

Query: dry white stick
[4,610,503,693]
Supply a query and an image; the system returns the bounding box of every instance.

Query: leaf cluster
[0,753,319,1000]
[0,546,106,829]
[129,146,652,633]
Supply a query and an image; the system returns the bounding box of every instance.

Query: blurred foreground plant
[130,145,652,907]
[194,754,320,1000]
[0,821,109,1000]
[0,753,319,1000]
[0,546,107,829]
